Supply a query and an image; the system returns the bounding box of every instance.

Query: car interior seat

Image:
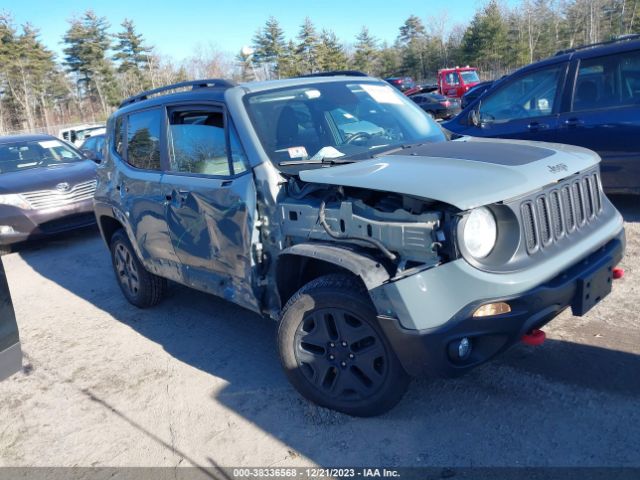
[276,106,301,149]
[574,79,598,111]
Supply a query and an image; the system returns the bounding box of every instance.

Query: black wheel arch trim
[278,243,391,289]
[276,243,393,311]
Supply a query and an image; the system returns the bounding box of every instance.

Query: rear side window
[114,116,125,157]
[573,49,640,112]
[126,109,162,170]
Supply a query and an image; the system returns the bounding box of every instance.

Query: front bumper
[0,199,96,246]
[378,231,625,377]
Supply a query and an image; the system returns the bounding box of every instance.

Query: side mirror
[82,149,100,163]
[469,102,482,127]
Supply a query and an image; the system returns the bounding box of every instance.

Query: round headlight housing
[462,207,497,259]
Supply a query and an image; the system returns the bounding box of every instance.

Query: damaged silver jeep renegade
[95,75,625,416]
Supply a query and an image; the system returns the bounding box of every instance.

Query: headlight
[463,207,497,259]
[0,194,31,210]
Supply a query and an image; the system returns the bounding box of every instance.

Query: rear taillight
[441,100,451,107]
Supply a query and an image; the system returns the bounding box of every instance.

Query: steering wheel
[345,132,372,145]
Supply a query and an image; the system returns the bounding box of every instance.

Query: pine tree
[113,19,152,95]
[0,16,61,132]
[296,17,319,74]
[278,40,301,78]
[113,20,151,74]
[461,1,509,75]
[398,15,427,45]
[317,29,347,71]
[377,42,400,77]
[352,27,379,74]
[397,15,428,79]
[63,10,118,115]
[252,16,286,78]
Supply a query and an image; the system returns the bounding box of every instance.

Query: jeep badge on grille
[547,163,568,173]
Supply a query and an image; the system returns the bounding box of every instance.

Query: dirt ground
[0,195,638,468]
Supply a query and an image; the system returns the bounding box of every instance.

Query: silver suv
[94,75,625,416]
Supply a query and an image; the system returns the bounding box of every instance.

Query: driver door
[0,258,21,381]
[160,105,260,312]
[474,62,568,143]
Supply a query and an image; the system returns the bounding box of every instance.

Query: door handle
[176,190,189,201]
[166,189,189,206]
[527,122,548,131]
[564,118,584,127]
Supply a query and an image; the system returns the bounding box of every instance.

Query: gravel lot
[0,195,638,468]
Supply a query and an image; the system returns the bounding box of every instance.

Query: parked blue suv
[444,35,640,194]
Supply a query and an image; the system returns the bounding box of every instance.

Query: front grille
[22,180,97,210]
[521,170,603,255]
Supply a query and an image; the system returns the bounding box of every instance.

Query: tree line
[1,0,638,135]
[248,0,639,81]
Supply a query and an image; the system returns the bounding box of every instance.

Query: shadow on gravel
[17,224,640,466]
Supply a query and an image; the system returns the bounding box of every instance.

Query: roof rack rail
[118,78,236,108]
[295,70,369,78]
[555,34,640,56]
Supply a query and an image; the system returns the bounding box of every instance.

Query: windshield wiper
[371,143,424,158]
[278,157,355,166]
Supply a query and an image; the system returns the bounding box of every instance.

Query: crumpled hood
[299,137,600,210]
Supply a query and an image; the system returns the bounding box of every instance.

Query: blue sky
[5,0,498,61]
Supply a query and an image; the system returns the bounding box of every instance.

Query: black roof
[0,133,57,145]
[118,78,235,109]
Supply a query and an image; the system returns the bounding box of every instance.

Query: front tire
[278,274,410,417]
[109,229,167,308]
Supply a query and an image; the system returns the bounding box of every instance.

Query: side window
[114,116,125,157]
[82,137,96,150]
[573,49,640,112]
[480,64,564,122]
[229,121,248,174]
[446,73,460,85]
[126,109,162,170]
[167,109,231,176]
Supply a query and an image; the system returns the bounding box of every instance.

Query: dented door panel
[115,167,181,279]
[161,172,261,312]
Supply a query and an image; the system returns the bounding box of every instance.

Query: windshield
[461,70,480,83]
[245,81,445,171]
[0,139,84,174]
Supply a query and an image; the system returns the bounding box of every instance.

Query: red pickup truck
[402,67,481,99]
[437,67,481,98]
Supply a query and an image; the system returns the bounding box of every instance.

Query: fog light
[0,226,15,235]
[448,337,472,361]
[458,337,471,358]
[473,302,511,317]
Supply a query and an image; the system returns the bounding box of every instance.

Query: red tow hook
[613,267,625,279]
[522,329,546,346]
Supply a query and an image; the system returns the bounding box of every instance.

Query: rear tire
[109,229,167,308]
[278,274,410,417]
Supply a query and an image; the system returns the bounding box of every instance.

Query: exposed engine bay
[279,177,454,272]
